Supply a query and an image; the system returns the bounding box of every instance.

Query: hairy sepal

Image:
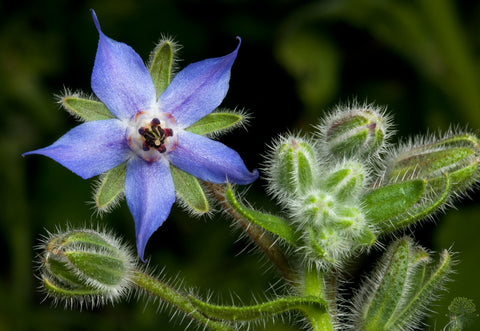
[171,165,209,214]
[58,90,114,122]
[350,237,453,331]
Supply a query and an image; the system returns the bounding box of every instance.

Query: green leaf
[61,95,114,121]
[95,163,126,212]
[149,39,174,97]
[225,184,299,245]
[171,166,209,213]
[362,180,426,224]
[189,295,326,322]
[185,112,244,136]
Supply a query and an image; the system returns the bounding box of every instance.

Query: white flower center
[127,112,177,162]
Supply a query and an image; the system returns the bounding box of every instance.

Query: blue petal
[90,10,156,121]
[23,119,130,179]
[169,130,258,184]
[125,157,175,261]
[159,39,240,128]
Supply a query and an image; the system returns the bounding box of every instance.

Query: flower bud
[323,161,366,200]
[383,132,480,195]
[318,103,390,160]
[297,189,376,269]
[39,228,136,307]
[349,237,452,331]
[267,135,318,197]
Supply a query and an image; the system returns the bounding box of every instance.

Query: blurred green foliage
[2,0,480,330]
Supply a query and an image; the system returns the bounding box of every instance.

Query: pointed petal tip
[233,167,259,185]
[90,9,101,33]
[235,36,241,48]
[136,235,147,262]
[126,158,175,264]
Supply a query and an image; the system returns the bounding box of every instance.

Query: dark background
[2,0,480,330]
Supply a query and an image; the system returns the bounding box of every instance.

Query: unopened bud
[383,132,480,194]
[350,237,452,331]
[39,228,136,307]
[318,104,390,159]
[267,135,318,197]
[323,161,366,200]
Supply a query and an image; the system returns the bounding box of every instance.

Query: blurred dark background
[2,0,480,330]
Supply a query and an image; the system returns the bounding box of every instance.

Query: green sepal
[387,147,474,181]
[307,226,335,262]
[356,227,377,247]
[185,111,244,136]
[66,251,125,286]
[189,295,327,322]
[149,39,174,97]
[359,238,412,330]
[353,237,452,331]
[384,133,480,197]
[43,278,104,298]
[384,249,452,330]
[324,162,365,200]
[61,95,114,121]
[382,174,451,232]
[271,137,317,195]
[171,166,209,213]
[362,180,426,224]
[44,255,87,288]
[225,184,299,246]
[94,163,127,212]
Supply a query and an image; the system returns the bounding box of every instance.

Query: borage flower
[23,10,258,260]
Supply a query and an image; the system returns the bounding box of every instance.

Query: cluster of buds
[265,103,480,269]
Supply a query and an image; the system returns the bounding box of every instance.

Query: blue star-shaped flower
[24,10,258,260]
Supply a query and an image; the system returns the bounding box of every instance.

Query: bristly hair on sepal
[376,127,480,206]
[35,225,138,310]
[315,100,394,165]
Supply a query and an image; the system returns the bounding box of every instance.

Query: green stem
[204,182,296,283]
[189,294,327,322]
[299,268,335,331]
[131,270,234,331]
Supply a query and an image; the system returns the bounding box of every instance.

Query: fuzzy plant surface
[25,9,480,331]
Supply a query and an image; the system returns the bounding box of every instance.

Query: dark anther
[138,119,174,153]
[157,144,166,153]
[164,128,173,137]
[151,126,164,139]
[143,131,156,141]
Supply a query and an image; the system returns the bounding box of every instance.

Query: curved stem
[300,268,335,331]
[131,270,234,331]
[189,294,327,322]
[204,182,295,283]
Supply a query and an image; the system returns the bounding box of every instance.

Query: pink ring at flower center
[138,118,174,153]
[127,112,177,162]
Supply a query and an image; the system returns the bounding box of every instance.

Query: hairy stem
[300,268,335,331]
[204,182,295,283]
[131,270,234,331]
